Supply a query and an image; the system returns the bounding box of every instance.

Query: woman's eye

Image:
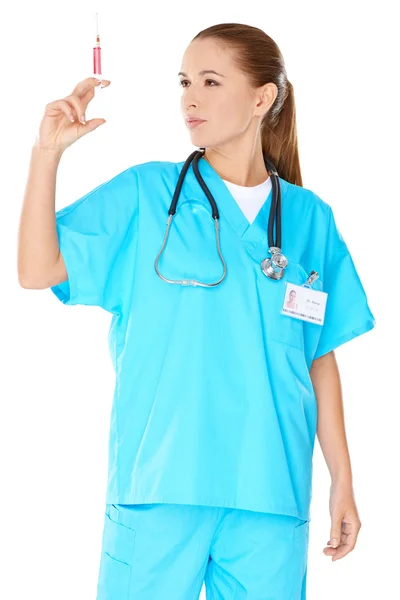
[179,79,218,87]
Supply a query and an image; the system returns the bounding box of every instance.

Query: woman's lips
[187,119,206,129]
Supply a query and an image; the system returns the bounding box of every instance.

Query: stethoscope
[154,147,288,287]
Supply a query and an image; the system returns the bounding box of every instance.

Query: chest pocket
[262,260,324,351]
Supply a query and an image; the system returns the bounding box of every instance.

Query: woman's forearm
[310,351,353,485]
[17,144,63,288]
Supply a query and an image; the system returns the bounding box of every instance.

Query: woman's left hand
[323,480,362,561]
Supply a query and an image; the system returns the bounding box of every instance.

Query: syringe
[93,13,103,89]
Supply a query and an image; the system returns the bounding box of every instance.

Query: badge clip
[303,270,319,288]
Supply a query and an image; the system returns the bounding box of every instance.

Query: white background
[2,0,397,598]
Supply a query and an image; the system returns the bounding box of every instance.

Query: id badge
[281,275,328,326]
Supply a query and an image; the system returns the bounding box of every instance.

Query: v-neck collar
[178,154,288,248]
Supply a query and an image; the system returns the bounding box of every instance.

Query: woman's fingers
[66,87,104,124]
[80,80,110,112]
[73,76,111,98]
[37,77,111,152]
[63,94,86,124]
[72,76,101,96]
[323,520,360,561]
[45,99,76,123]
[69,77,112,120]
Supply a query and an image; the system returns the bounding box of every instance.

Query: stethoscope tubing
[155,148,286,286]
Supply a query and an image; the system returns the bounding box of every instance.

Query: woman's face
[179,39,264,148]
[289,290,296,300]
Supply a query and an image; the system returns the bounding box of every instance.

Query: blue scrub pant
[96,503,309,599]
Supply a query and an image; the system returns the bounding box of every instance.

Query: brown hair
[192,23,303,187]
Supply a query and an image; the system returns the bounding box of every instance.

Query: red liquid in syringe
[93,33,102,78]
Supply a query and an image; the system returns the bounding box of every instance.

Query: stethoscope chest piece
[261,247,288,280]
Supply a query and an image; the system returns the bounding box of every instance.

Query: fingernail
[70,114,74,122]
[332,538,339,547]
[80,115,86,124]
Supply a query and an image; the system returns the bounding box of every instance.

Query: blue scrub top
[50,156,376,521]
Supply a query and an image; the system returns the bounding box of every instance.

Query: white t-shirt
[222,176,272,224]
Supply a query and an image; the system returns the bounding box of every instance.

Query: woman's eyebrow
[178,70,225,77]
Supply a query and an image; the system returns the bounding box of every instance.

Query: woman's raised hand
[35,77,111,153]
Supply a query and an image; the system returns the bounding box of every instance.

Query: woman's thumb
[81,118,107,134]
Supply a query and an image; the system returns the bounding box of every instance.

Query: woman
[18,22,376,600]
[285,289,298,310]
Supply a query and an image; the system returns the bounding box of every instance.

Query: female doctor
[18,22,376,600]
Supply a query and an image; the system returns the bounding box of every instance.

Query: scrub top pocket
[97,505,136,600]
[265,261,324,351]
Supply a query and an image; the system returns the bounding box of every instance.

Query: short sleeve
[50,165,138,314]
[313,206,376,359]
